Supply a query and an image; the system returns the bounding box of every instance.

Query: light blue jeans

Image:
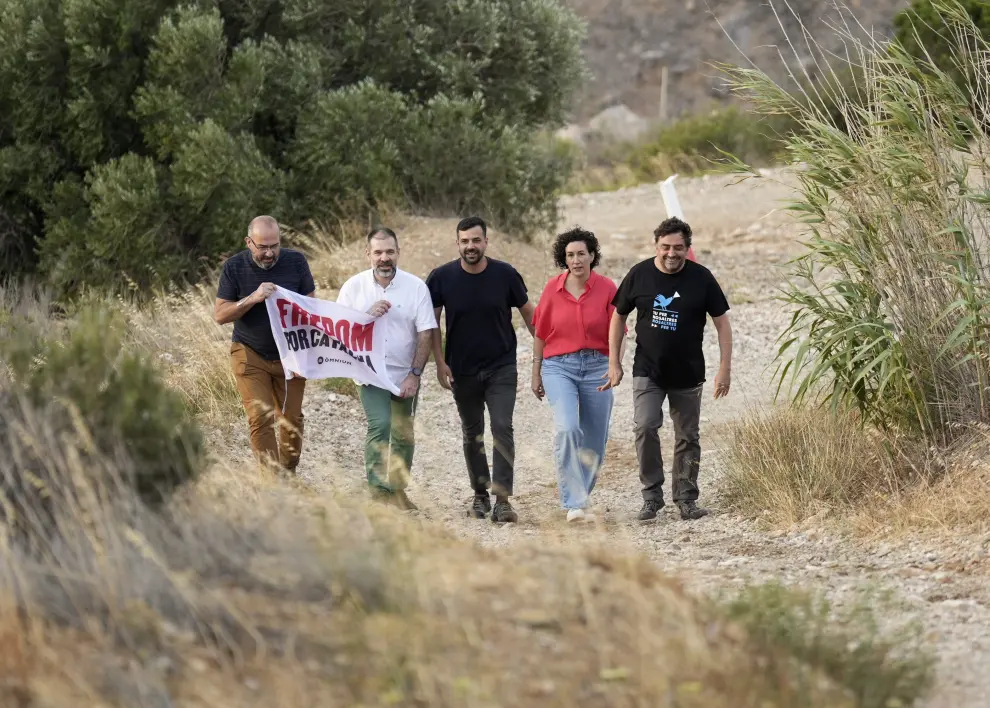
[541,349,614,510]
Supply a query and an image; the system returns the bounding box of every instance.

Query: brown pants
[230,342,306,472]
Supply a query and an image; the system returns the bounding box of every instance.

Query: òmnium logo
[317,356,324,365]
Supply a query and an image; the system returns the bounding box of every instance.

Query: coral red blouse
[532,270,620,358]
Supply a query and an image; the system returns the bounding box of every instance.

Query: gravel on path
[217,170,990,707]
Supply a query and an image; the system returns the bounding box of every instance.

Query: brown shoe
[369,486,393,505]
[393,489,419,512]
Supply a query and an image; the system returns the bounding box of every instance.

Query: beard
[662,255,684,272]
[375,262,395,276]
[460,248,483,264]
[253,253,278,270]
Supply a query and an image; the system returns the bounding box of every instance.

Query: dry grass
[719,404,932,528]
[126,281,243,427]
[719,402,990,541]
[0,406,870,708]
[0,222,940,707]
[850,427,990,539]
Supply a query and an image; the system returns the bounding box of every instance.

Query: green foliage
[563,105,796,195]
[719,0,990,443]
[627,106,789,180]
[723,581,935,708]
[0,0,586,296]
[0,303,205,516]
[894,0,990,83]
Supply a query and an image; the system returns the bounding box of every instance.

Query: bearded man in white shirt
[336,227,438,511]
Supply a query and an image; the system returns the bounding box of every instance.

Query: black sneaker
[468,493,492,519]
[637,499,665,521]
[491,500,518,523]
[676,500,710,520]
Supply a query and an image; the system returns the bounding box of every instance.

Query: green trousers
[359,384,417,491]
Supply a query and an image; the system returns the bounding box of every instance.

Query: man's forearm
[609,314,625,363]
[716,320,733,372]
[519,303,536,337]
[215,296,257,325]
[413,330,433,370]
[431,328,444,363]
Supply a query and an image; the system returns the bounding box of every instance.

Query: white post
[659,174,697,262]
[659,174,683,218]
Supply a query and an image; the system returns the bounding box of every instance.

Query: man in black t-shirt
[215,215,316,475]
[425,216,536,524]
[603,217,733,521]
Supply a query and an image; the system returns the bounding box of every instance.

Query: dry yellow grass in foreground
[0,451,861,708]
[719,403,990,539]
[0,225,941,707]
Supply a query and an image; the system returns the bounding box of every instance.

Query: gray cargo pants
[632,377,703,503]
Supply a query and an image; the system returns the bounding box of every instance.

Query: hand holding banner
[265,286,401,396]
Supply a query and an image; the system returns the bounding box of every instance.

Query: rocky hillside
[564,0,909,128]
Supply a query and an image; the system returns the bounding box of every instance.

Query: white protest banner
[265,286,400,396]
[660,174,697,262]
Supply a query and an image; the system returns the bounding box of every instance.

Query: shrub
[894,0,990,85]
[625,106,789,181]
[0,303,205,525]
[0,0,586,296]
[721,405,928,525]
[718,0,990,444]
[722,581,936,708]
[563,104,799,194]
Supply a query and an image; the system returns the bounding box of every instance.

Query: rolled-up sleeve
[532,281,555,341]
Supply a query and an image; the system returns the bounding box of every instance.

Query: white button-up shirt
[336,268,438,389]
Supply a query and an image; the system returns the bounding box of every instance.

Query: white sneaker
[567,508,596,523]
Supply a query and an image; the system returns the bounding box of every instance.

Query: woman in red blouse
[531,226,620,522]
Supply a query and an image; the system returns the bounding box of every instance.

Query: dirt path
[222,170,990,707]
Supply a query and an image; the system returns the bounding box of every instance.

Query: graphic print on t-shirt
[652,290,681,331]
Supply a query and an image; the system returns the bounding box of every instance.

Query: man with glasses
[215,215,316,475]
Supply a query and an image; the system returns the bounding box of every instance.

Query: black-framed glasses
[249,237,280,254]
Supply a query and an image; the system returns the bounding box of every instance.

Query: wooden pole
[659,64,669,122]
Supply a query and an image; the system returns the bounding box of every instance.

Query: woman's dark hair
[552,226,601,270]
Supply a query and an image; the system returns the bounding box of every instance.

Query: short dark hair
[367,226,398,246]
[654,216,692,248]
[456,216,487,237]
[552,226,601,270]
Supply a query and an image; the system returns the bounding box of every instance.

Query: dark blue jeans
[451,363,517,497]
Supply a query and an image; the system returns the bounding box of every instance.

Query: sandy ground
[218,168,990,707]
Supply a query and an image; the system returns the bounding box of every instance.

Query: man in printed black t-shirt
[425,216,536,524]
[215,215,316,475]
[602,216,733,521]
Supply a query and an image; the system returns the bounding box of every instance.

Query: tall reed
[718,0,990,445]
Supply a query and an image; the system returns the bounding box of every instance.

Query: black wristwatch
[410,367,422,377]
